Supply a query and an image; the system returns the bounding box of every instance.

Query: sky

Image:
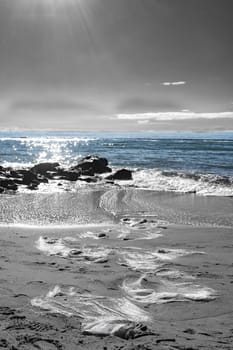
[0,0,233,131]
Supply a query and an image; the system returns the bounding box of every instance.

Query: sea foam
[117,247,205,272]
[122,274,217,304]
[36,236,111,262]
[129,169,233,196]
[31,286,152,339]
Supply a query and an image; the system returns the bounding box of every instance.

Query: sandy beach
[0,153,232,349]
[0,216,232,349]
[1,0,233,347]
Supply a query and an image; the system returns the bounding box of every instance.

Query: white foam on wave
[122,274,216,304]
[0,136,96,143]
[129,169,233,196]
[31,286,151,338]
[36,236,111,262]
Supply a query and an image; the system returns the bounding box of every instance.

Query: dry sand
[0,223,232,350]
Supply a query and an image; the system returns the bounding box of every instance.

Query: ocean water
[0,131,233,176]
[0,131,233,227]
[0,130,233,195]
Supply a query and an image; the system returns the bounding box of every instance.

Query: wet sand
[0,222,232,349]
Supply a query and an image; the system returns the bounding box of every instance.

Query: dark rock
[184,328,196,334]
[79,168,95,176]
[95,258,108,263]
[0,178,18,191]
[0,186,4,193]
[69,249,82,256]
[106,168,132,180]
[157,249,167,254]
[27,183,38,190]
[37,176,49,183]
[72,156,111,175]
[43,171,58,179]
[11,170,48,186]
[10,170,22,178]
[79,176,98,183]
[21,170,38,185]
[113,323,151,340]
[13,178,24,185]
[30,162,60,176]
[98,233,106,238]
[57,169,80,181]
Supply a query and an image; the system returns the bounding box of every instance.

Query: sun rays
[13,0,91,18]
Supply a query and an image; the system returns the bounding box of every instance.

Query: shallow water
[0,188,232,228]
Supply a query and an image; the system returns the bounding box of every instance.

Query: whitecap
[129,169,233,196]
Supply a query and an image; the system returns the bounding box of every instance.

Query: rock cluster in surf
[0,155,133,193]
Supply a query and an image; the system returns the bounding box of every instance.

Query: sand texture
[0,221,232,349]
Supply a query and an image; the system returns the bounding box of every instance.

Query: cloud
[162,81,186,86]
[116,111,233,121]
[117,97,181,113]
[137,120,150,125]
[8,98,99,113]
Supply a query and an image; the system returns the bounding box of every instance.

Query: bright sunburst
[15,0,86,17]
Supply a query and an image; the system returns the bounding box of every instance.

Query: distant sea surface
[0,130,233,196]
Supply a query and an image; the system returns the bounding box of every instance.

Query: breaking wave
[127,169,233,196]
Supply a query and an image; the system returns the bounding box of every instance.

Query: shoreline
[1,188,232,228]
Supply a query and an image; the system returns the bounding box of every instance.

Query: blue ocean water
[0,131,233,176]
[0,131,232,226]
